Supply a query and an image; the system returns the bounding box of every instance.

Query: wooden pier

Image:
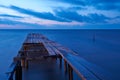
[7,33,112,80]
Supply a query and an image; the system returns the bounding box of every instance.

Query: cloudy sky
[0,0,120,29]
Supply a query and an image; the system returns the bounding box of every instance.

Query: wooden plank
[44,39,112,80]
[59,50,112,80]
[18,33,112,80]
[43,44,56,56]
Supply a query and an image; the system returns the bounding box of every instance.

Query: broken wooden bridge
[7,33,112,80]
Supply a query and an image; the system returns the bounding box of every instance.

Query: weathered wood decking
[8,33,112,80]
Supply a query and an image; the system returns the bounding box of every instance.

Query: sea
[0,29,120,80]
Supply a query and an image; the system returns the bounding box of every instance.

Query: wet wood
[59,56,62,69]
[64,59,67,73]
[68,64,73,80]
[15,62,22,80]
[10,33,112,80]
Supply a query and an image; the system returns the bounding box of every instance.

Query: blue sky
[0,0,120,29]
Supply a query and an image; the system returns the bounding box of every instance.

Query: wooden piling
[15,62,22,80]
[25,60,28,69]
[8,33,110,80]
[68,64,73,80]
[59,56,62,69]
[21,58,25,68]
[64,59,67,73]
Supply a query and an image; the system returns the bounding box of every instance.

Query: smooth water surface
[0,29,120,80]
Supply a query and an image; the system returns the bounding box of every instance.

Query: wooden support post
[25,60,28,69]
[15,62,22,80]
[68,64,73,80]
[52,56,56,61]
[20,52,26,68]
[59,56,62,69]
[64,59,67,73]
[21,58,25,68]
[24,45,27,51]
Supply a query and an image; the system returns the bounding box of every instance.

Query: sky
[0,0,120,29]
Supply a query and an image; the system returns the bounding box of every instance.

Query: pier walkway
[7,33,112,80]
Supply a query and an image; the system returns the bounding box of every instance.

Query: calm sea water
[0,29,120,80]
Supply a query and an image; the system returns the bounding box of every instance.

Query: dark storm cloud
[8,5,71,22]
[54,9,110,23]
[0,14,23,18]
